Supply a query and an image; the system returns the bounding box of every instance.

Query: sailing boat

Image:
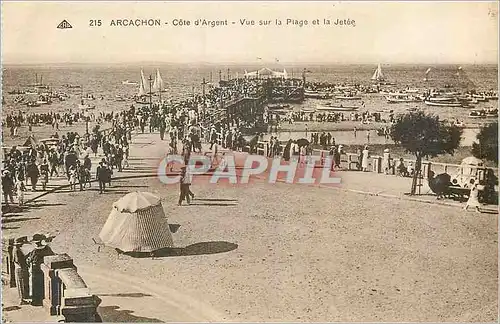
[152,69,166,92]
[135,69,149,104]
[423,67,431,81]
[371,63,395,85]
[371,63,385,82]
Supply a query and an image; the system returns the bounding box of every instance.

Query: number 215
[89,19,102,27]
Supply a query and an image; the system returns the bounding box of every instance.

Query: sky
[1,1,498,64]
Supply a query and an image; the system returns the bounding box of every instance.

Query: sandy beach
[2,131,497,322]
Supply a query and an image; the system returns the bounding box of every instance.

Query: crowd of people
[1,108,137,204]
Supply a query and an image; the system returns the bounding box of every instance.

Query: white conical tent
[99,192,174,253]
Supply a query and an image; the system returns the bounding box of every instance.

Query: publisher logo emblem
[57,20,73,29]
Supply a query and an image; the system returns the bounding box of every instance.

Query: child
[68,166,77,191]
[16,181,26,206]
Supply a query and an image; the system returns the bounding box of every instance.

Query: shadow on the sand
[187,202,238,207]
[480,210,498,214]
[2,202,66,215]
[2,217,41,224]
[97,292,152,298]
[168,224,181,233]
[2,226,20,230]
[194,198,238,202]
[97,305,163,322]
[108,185,150,189]
[122,241,238,259]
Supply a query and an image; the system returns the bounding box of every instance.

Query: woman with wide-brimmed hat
[26,234,54,306]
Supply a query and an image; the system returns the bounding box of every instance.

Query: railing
[241,140,496,187]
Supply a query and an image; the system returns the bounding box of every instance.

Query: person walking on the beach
[159,118,166,140]
[96,161,107,194]
[2,170,15,205]
[366,130,370,144]
[16,180,26,206]
[353,127,357,138]
[464,179,482,213]
[361,145,369,172]
[26,160,40,191]
[68,165,77,191]
[178,166,192,206]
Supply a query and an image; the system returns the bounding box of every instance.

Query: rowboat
[317,103,359,111]
[426,96,457,102]
[335,95,362,100]
[122,80,138,86]
[304,91,332,99]
[267,104,291,110]
[300,108,316,113]
[424,100,464,107]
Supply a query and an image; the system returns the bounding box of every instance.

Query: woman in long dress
[382,148,391,174]
[464,179,482,213]
[361,145,369,172]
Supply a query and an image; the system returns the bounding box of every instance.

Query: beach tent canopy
[99,192,174,253]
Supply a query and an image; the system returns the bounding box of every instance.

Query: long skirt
[466,187,481,207]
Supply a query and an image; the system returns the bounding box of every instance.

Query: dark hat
[14,237,28,246]
[31,233,47,242]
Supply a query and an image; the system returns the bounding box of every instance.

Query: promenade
[2,130,498,322]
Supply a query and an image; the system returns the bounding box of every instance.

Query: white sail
[371,63,385,81]
[138,69,146,97]
[153,69,164,92]
[152,73,158,91]
[424,67,431,81]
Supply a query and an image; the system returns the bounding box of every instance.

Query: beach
[2,131,497,322]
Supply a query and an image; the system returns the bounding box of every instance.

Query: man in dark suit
[96,161,107,194]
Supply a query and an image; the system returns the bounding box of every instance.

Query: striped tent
[99,192,174,253]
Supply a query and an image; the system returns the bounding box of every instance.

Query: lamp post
[148,75,153,110]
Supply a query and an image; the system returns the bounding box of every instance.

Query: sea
[2,63,498,146]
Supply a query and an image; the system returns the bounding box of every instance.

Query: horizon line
[2,60,498,67]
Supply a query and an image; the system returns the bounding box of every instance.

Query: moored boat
[385,93,420,103]
[317,103,359,111]
[335,95,362,100]
[424,100,464,107]
[122,80,138,85]
[304,90,332,99]
[26,101,40,107]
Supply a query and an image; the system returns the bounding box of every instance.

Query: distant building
[244,67,288,79]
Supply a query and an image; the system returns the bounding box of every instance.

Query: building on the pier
[244,67,288,79]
